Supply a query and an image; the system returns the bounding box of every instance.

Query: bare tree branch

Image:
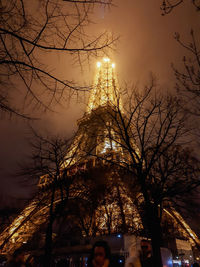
[0,0,116,118]
[160,0,200,15]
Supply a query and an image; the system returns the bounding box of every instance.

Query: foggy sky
[0,0,199,205]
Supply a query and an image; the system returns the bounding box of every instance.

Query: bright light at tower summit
[96,58,115,68]
[103,58,110,62]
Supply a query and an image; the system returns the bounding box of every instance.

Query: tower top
[87,58,121,112]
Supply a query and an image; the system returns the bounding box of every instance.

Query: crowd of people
[88,239,154,267]
[2,240,200,267]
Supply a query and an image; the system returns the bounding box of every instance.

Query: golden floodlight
[97,62,101,68]
[103,58,110,62]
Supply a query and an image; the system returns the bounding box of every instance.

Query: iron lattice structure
[0,58,200,255]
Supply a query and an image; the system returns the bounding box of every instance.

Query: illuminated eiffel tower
[0,58,199,255]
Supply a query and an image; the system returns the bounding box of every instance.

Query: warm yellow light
[97,62,101,68]
[112,63,115,68]
[103,58,110,62]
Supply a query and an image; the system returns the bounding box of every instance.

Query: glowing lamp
[103,58,110,62]
[112,63,115,68]
[97,62,101,68]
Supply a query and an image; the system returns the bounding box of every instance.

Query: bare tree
[90,79,200,267]
[0,0,116,118]
[169,26,200,149]
[159,1,200,117]
[19,130,77,267]
[173,30,200,115]
[159,0,200,147]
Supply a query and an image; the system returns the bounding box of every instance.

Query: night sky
[0,1,199,206]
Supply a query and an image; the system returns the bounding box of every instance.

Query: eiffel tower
[0,58,199,255]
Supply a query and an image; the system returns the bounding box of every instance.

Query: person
[125,240,141,267]
[88,240,111,267]
[140,240,154,267]
[6,248,26,267]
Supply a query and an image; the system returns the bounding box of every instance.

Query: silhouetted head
[140,239,151,259]
[89,240,111,267]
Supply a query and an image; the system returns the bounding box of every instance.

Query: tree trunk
[139,174,163,267]
[150,223,163,267]
[147,205,163,267]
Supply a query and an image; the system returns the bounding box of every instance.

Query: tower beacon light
[96,58,115,68]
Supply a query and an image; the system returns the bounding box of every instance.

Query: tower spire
[87,58,121,112]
